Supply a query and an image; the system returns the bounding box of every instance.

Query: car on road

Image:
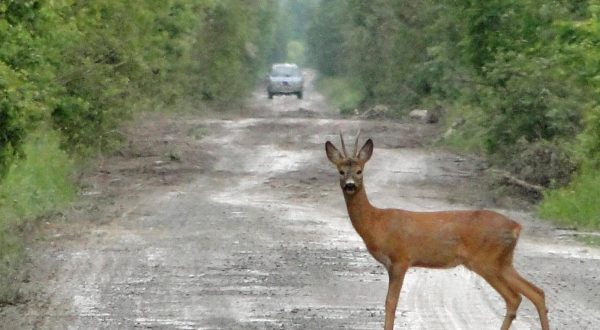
[267,63,304,99]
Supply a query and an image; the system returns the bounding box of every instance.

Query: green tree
[306,0,347,75]
[191,0,278,102]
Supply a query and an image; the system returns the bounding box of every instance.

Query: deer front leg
[384,264,408,330]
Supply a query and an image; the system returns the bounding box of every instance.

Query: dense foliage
[1,0,278,164]
[306,0,600,226]
[0,0,278,303]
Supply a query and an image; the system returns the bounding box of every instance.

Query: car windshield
[271,65,300,77]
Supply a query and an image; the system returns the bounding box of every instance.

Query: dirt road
[4,71,600,329]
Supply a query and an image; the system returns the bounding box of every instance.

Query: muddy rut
[4,71,600,329]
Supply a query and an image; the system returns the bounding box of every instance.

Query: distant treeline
[305,0,600,227]
[0,0,279,174]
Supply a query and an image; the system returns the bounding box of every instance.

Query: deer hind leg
[501,266,550,330]
[384,265,407,330]
[477,270,522,330]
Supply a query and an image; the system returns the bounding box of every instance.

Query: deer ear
[357,139,373,162]
[325,141,344,165]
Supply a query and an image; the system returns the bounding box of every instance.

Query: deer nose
[344,182,356,189]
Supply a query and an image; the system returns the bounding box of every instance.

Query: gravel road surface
[3,71,600,330]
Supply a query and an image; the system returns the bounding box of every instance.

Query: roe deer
[325,132,549,330]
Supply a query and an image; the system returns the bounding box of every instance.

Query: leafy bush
[316,76,366,114]
[305,0,598,191]
[0,1,54,175]
[481,54,582,156]
[440,104,488,154]
[539,167,600,228]
[0,130,74,226]
[578,107,600,168]
[0,64,27,176]
[501,140,577,188]
[2,0,280,160]
[0,130,74,303]
[191,1,278,102]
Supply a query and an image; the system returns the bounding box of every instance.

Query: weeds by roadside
[539,167,600,229]
[0,130,74,304]
[315,76,365,114]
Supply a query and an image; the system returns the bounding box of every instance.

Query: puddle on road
[213,143,314,175]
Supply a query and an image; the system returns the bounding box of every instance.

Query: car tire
[268,92,273,99]
[297,92,303,99]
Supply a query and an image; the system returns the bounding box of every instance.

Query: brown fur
[326,134,549,330]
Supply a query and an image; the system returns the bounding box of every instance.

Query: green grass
[439,103,487,155]
[538,167,600,229]
[0,129,75,304]
[575,234,600,246]
[315,76,366,114]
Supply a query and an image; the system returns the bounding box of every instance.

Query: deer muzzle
[343,180,357,194]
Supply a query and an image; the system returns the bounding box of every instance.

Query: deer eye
[356,170,362,175]
[339,170,345,175]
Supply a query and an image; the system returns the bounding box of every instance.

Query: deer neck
[343,186,377,234]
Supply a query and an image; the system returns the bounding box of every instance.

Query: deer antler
[339,131,348,157]
[353,129,362,157]
[324,135,550,330]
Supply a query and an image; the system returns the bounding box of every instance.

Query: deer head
[325,131,373,195]
[324,132,550,330]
